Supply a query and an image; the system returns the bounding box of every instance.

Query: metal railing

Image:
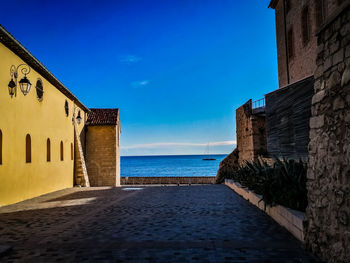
[252,98,265,109]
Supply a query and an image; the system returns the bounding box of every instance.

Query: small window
[315,0,326,28]
[60,141,64,161]
[0,129,2,165]
[36,79,44,101]
[47,138,51,162]
[285,0,291,13]
[26,134,31,163]
[287,28,294,59]
[302,6,310,45]
[65,101,69,117]
[71,143,73,160]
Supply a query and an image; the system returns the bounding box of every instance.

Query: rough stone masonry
[306,4,350,263]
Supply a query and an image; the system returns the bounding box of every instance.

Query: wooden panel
[265,76,314,159]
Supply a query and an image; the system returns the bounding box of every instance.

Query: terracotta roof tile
[86,108,119,126]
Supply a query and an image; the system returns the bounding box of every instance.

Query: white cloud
[120,55,142,64]
[121,141,236,150]
[131,80,149,88]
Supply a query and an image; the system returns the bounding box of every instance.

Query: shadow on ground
[0,185,320,262]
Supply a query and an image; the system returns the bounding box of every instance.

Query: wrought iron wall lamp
[8,64,32,97]
[72,105,82,125]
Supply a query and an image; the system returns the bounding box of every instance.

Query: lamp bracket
[10,64,31,84]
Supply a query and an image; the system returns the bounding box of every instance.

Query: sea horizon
[121,154,226,177]
[121,153,228,157]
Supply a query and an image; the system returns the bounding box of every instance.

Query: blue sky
[2,0,277,156]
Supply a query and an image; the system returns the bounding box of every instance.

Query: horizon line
[121,153,229,157]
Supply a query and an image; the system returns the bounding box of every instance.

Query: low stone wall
[121,177,216,185]
[225,179,306,242]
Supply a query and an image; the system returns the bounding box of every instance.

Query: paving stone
[0,185,320,262]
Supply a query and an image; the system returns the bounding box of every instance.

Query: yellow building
[0,25,120,206]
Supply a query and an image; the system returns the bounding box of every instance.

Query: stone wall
[85,125,120,186]
[122,177,215,185]
[306,3,350,262]
[236,100,267,163]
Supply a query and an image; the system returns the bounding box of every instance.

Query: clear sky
[1,0,278,156]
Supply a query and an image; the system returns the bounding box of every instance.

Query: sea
[121,154,226,177]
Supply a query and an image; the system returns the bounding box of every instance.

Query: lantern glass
[76,111,82,124]
[19,76,32,96]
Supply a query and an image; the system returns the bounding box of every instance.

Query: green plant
[223,157,308,212]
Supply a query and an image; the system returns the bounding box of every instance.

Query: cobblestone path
[0,185,320,262]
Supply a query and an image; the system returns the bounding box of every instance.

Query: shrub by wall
[223,158,308,212]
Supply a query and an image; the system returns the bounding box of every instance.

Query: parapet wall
[121,177,215,185]
[306,3,350,262]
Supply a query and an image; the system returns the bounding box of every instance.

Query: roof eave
[0,25,89,112]
[86,123,118,126]
[268,0,279,9]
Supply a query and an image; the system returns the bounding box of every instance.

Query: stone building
[268,1,350,262]
[231,0,348,164]
[269,0,344,87]
[0,25,121,206]
[231,0,328,163]
[85,109,121,187]
[227,1,350,262]
[219,1,350,260]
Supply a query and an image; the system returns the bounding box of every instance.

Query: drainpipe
[283,0,290,85]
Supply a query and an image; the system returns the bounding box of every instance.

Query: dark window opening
[36,79,44,101]
[315,0,326,28]
[71,143,73,160]
[65,101,69,117]
[285,0,291,13]
[302,6,310,45]
[287,28,294,59]
[26,134,31,163]
[60,141,64,161]
[47,138,51,162]
[0,130,2,165]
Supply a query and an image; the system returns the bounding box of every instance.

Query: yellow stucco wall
[0,42,86,206]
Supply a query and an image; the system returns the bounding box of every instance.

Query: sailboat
[202,143,216,161]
